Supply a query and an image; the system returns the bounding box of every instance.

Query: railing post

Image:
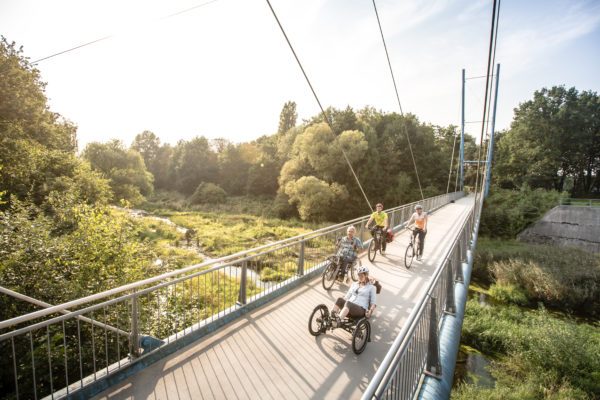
[238,261,247,305]
[131,292,140,358]
[454,249,464,283]
[425,296,442,378]
[297,240,305,276]
[444,262,456,315]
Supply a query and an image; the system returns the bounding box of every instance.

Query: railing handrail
[0,192,463,330]
[559,198,600,205]
[362,199,475,399]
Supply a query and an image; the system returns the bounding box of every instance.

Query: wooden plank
[94,197,474,400]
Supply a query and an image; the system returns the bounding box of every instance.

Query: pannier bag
[386,229,394,243]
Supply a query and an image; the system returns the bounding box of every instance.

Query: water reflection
[453,345,495,388]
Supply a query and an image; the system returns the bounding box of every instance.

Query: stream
[452,291,496,389]
[118,206,275,288]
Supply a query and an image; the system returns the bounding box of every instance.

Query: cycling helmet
[415,204,423,210]
[357,266,369,274]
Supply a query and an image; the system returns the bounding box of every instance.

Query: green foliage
[493,86,600,195]
[113,208,202,270]
[189,182,227,204]
[0,38,111,209]
[474,239,600,316]
[165,211,313,257]
[488,283,529,306]
[0,201,157,309]
[83,139,153,205]
[168,137,219,194]
[284,176,349,221]
[277,100,297,134]
[456,300,600,399]
[479,186,564,238]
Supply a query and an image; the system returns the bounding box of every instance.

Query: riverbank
[452,239,600,400]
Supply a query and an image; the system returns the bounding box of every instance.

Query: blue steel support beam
[484,64,501,198]
[417,214,480,399]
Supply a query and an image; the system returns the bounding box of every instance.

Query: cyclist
[407,204,428,261]
[365,203,389,255]
[336,226,362,279]
[331,266,377,326]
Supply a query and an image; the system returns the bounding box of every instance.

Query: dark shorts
[335,298,366,319]
[412,228,426,254]
[372,226,387,250]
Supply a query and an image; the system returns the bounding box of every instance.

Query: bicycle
[308,304,371,354]
[367,226,385,262]
[404,227,423,269]
[321,255,360,290]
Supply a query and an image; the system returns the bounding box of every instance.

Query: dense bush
[455,299,600,400]
[0,201,157,312]
[479,186,564,238]
[188,182,227,204]
[473,239,600,317]
[488,283,529,306]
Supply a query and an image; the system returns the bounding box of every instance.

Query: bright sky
[2,0,599,149]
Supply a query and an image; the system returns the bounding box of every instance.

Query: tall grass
[454,299,600,400]
[474,239,600,317]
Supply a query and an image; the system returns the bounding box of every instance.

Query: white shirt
[344,282,377,310]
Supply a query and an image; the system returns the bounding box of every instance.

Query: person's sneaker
[331,314,341,328]
[381,250,386,256]
[417,255,422,261]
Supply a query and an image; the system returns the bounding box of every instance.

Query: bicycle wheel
[350,259,360,282]
[368,240,377,262]
[352,318,370,354]
[404,243,414,269]
[308,304,329,336]
[321,261,338,290]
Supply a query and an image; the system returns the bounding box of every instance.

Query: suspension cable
[371,0,425,201]
[480,0,502,196]
[264,0,373,212]
[31,0,219,64]
[473,0,501,207]
[446,127,459,194]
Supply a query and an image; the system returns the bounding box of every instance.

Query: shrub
[189,182,227,204]
[473,239,600,317]
[459,299,600,399]
[479,186,564,238]
[488,283,529,306]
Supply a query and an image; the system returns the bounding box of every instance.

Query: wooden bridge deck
[94,196,475,400]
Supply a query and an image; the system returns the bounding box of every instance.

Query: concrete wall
[518,205,600,253]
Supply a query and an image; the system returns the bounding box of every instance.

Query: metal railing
[0,191,463,400]
[559,198,600,207]
[362,198,477,400]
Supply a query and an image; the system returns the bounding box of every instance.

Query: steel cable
[371,0,425,201]
[264,0,373,212]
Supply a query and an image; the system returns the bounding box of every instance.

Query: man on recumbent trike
[309,266,379,354]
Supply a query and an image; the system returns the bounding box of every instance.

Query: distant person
[407,204,428,260]
[366,203,389,255]
[336,226,362,279]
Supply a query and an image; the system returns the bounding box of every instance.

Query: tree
[131,131,160,170]
[284,176,348,221]
[277,101,297,135]
[0,37,110,208]
[189,182,227,204]
[493,86,600,195]
[169,137,218,195]
[83,140,153,204]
